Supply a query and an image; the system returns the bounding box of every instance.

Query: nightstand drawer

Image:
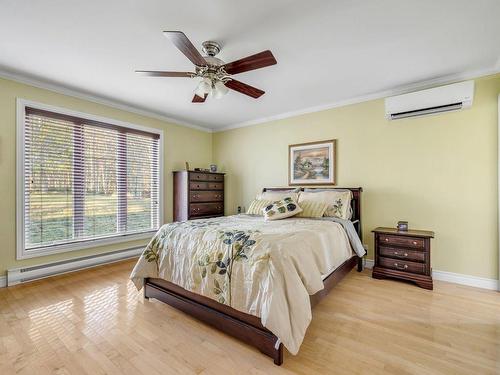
[378,234,425,249]
[379,257,425,274]
[379,246,425,262]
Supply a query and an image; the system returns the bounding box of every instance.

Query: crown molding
[0,69,212,133]
[3,65,499,134]
[215,65,500,132]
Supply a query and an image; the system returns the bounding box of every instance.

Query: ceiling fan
[136,31,277,103]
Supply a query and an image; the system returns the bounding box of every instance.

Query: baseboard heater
[7,247,143,286]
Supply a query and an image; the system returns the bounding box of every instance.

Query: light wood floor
[0,260,499,375]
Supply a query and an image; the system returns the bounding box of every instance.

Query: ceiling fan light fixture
[212,80,229,99]
[138,31,277,103]
[195,77,212,97]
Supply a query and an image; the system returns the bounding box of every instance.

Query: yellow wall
[2,74,499,281]
[0,77,213,276]
[214,74,500,280]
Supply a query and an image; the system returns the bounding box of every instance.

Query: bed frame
[144,187,364,365]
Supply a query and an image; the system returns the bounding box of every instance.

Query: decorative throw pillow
[295,201,329,218]
[246,199,274,215]
[262,197,302,221]
[298,190,352,219]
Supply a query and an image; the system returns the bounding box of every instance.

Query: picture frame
[288,140,336,185]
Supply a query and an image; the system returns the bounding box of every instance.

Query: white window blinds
[22,106,160,253]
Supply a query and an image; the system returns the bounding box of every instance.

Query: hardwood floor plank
[0,259,498,374]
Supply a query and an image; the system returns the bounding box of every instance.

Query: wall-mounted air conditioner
[385,80,474,120]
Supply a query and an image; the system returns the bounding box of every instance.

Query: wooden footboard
[144,254,360,365]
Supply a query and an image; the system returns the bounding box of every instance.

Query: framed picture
[288,140,336,185]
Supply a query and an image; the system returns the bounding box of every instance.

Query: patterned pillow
[303,189,353,219]
[263,197,302,221]
[295,201,329,218]
[246,199,274,215]
[298,190,352,219]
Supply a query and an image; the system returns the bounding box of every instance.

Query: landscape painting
[289,140,336,185]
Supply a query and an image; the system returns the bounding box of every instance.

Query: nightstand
[372,227,434,290]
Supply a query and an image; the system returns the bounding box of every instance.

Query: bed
[130,187,364,365]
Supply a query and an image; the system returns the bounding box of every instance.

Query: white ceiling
[1,0,499,130]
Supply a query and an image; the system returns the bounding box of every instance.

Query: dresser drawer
[378,257,426,274]
[379,246,425,262]
[190,172,210,181]
[190,181,209,190]
[378,234,425,249]
[208,174,224,182]
[207,182,224,190]
[190,203,224,217]
[190,191,224,202]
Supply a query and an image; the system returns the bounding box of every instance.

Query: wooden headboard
[262,187,363,237]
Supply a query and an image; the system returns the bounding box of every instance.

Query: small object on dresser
[210,164,217,172]
[185,162,190,170]
[372,227,434,290]
[397,221,408,231]
[237,206,242,214]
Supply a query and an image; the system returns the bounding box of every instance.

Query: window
[17,100,163,259]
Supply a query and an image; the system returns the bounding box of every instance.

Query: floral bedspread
[130,214,354,354]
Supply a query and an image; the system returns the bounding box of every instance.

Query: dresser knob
[412,241,417,245]
[394,251,399,255]
[404,253,408,257]
[385,238,389,242]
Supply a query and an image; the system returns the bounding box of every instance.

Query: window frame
[16,98,164,260]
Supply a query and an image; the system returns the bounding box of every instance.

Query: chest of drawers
[372,227,434,290]
[173,170,225,221]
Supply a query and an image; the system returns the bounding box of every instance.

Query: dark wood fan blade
[163,31,207,67]
[223,50,277,75]
[225,79,265,98]
[135,70,194,77]
[192,94,207,103]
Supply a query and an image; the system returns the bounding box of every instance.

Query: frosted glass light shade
[212,81,229,99]
[195,78,212,97]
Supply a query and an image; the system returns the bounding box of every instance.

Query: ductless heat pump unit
[385,80,474,120]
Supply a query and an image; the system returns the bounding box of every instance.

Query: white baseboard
[0,276,6,288]
[5,247,143,287]
[363,259,498,291]
[432,270,498,290]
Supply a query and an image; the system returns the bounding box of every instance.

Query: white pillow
[263,197,302,221]
[298,190,352,219]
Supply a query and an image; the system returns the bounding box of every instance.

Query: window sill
[17,231,156,260]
